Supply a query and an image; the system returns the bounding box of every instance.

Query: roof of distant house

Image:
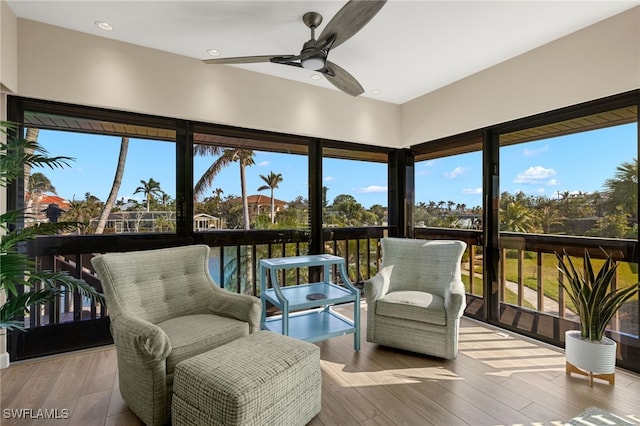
[38,194,71,210]
[247,194,287,206]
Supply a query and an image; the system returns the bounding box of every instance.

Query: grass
[502,251,639,312]
[461,272,536,310]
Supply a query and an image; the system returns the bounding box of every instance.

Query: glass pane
[193,140,309,230]
[500,122,637,238]
[414,151,483,300]
[498,108,638,338]
[322,157,387,227]
[414,151,483,229]
[25,128,176,234]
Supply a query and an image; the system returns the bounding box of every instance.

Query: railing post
[517,250,525,307]
[537,252,544,312]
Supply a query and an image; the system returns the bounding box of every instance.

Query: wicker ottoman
[171,330,321,426]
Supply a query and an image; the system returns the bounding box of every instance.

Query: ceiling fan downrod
[301,12,326,70]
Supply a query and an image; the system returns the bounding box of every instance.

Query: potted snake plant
[556,248,639,384]
[1,121,104,367]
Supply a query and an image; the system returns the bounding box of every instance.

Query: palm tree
[22,128,40,205]
[133,177,164,212]
[257,171,283,224]
[604,158,638,220]
[535,205,564,234]
[28,172,56,195]
[160,193,171,207]
[63,193,102,234]
[95,137,129,234]
[500,200,535,232]
[194,146,255,230]
[27,172,56,220]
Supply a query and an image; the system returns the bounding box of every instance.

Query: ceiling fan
[203,0,387,97]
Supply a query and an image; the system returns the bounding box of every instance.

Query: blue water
[208,255,222,286]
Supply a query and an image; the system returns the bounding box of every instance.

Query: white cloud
[523,145,549,157]
[513,166,556,184]
[462,187,482,195]
[416,160,436,176]
[444,166,466,179]
[325,176,335,182]
[357,185,388,193]
[547,179,560,186]
[257,161,270,167]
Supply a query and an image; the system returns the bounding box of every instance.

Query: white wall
[9,6,640,149]
[401,6,640,146]
[0,0,17,94]
[16,19,401,148]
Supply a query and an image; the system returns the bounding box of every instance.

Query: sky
[31,122,636,210]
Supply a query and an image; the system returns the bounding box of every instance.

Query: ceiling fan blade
[323,61,364,97]
[318,0,387,50]
[203,55,293,65]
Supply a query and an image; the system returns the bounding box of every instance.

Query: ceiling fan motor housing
[301,39,326,70]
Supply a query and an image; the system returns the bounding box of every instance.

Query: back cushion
[381,238,466,294]
[93,245,214,324]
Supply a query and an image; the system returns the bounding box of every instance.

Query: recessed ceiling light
[310,74,322,80]
[95,21,113,31]
[207,49,221,57]
[371,89,382,95]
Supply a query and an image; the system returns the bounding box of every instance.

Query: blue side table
[259,254,360,351]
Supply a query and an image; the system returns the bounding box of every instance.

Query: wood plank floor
[2,303,639,426]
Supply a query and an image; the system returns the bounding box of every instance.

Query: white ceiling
[7,0,639,104]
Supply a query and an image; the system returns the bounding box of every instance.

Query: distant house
[89,211,176,233]
[246,194,287,221]
[25,193,71,225]
[88,211,224,233]
[193,213,224,231]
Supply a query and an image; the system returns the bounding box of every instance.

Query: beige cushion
[376,291,446,326]
[158,314,250,377]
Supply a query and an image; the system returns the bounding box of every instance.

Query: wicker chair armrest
[364,265,392,304]
[444,279,467,318]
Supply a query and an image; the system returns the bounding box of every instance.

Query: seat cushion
[157,313,250,377]
[376,291,446,326]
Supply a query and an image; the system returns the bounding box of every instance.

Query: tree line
[25,130,638,239]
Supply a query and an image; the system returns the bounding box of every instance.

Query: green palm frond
[0,288,59,331]
[1,137,74,186]
[1,122,104,331]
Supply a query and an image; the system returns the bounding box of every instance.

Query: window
[322,152,388,227]
[500,118,637,239]
[23,113,176,235]
[193,132,309,231]
[414,152,483,230]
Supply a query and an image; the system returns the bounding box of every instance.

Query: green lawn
[461,273,536,310]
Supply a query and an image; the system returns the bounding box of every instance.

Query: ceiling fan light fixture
[301,52,326,71]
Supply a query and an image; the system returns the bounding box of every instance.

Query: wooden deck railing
[26,227,637,336]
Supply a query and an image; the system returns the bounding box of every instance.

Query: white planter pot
[565,330,617,374]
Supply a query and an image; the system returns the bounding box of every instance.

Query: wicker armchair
[364,238,467,360]
[91,245,262,426]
